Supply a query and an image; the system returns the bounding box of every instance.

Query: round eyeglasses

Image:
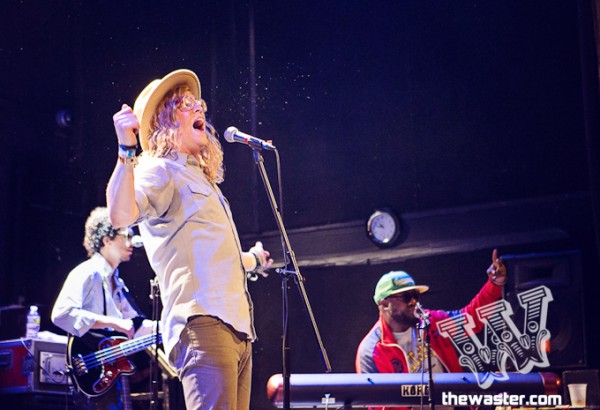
[177,96,208,113]
[116,228,134,245]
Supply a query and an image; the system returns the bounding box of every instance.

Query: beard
[391,312,419,328]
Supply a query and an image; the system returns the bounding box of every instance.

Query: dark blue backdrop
[1,1,599,409]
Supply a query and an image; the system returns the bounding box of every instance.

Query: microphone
[132,235,144,248]
[224,126,276,151]
[414,302,430,327]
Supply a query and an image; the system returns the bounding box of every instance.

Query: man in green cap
[356,249,506,379]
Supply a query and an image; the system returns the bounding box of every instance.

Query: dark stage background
[2,1,600,409]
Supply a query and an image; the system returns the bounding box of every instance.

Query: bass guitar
[67,329,161,397]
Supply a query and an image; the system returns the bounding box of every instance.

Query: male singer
[106,69,273,410]
[355,250,506,409]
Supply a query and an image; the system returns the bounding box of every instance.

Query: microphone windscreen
[224,126,238,143]
[132,235,144,248]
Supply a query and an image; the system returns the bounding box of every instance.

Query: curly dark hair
[83,207,120,257]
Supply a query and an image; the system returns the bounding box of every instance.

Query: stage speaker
[0,306,27,340]
[503,249,586,370]
[0,393,75,410]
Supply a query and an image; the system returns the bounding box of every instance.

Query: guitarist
[51,207,156,409]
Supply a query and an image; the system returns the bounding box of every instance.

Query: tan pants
[171,315,252,410]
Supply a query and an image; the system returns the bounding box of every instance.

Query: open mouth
[193,119,205,131]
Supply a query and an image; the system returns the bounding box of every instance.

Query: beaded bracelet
[118,156,138,166]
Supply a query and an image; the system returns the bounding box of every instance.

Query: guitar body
[68,328,161,398]
[68,329,137,397]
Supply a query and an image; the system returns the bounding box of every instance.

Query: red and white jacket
[355,279,503,409]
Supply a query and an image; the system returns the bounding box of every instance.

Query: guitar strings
[80,334,160,369]
[82,334,159,364]
[77,334,162,370]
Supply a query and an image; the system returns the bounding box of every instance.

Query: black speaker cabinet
[503,249,586,370]
[0,392,75,410]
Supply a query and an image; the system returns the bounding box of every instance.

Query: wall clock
[366,208,402,248]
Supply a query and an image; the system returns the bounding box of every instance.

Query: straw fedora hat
[133,69,201,151]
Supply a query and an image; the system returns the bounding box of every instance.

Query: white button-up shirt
[51,253,139,337]
[133,154,255,360]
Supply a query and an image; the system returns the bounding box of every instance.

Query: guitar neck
[98,333,161,364]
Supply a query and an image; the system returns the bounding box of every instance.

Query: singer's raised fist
[113,104,139,147]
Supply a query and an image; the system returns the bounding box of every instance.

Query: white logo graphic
[437,286,553,389]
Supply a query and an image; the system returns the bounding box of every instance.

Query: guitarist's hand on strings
[112,318,135,339]
[133,319,158,338]
[91,316,135,339]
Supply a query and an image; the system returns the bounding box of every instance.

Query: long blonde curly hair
[142,86,224,184]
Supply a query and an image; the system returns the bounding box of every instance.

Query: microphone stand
[251,147,332,410]
[149,277,161,410]
[417,305,435,410]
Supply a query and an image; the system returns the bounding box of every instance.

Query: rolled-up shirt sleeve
[52,252,144,338]
[134,158,174,220]
[51,266,104,337]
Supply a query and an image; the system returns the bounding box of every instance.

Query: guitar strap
[122,287,146,318]
[102,277,146,331]
[101,276,135,410]
[102,282,107,316]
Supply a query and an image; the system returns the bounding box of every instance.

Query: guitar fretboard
[99,333,162,363]
[73,333,162,375]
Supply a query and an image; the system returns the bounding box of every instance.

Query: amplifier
[0,338,69,394]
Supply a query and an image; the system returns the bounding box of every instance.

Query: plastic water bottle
[25,305,41,339]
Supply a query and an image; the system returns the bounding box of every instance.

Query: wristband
[251,252,262,271]
[132,316,145,332]
[119,143,138,150]
[118,144,137,158]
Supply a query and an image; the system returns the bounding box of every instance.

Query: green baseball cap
[373,271,429,304]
